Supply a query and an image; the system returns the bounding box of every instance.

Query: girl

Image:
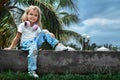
[4,5,68,78]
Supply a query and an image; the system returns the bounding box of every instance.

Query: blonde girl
[5,5,68,78]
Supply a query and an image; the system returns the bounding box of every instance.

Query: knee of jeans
[42,29,50,33]
[28,48,38,57]
[33,50,38,56]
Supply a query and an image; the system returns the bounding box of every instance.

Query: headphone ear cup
[25,21,30,27]
[24,21,38,31]
[33,24,38,31]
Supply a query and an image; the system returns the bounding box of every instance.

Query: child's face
[27,9,38,24]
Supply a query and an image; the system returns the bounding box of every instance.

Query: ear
[25,21,30,27]
[33,24,39,31]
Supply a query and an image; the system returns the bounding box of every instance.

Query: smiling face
[21,6,42,26]
[27,9,38,26]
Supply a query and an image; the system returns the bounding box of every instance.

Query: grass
[0,71,120,80]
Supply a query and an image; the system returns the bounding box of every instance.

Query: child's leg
[27,43,38,72]
[20,41,39,78]
[35,31,59,49]
[35,31,68,51]
[27,44,39,78]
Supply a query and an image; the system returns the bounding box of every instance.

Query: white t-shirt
[17,22,41,42]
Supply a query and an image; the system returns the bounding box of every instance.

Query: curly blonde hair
[21,5,42,27]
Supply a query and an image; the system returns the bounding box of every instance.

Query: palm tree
[0,0,17,48]
[41,0,82,48]
[40,0,80,40]
[0,0,82,49]
[31,0,82,48]
[26,0,82,45]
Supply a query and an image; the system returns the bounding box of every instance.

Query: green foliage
[0,0,82,49]
[0,7,16,48]
[0,71,120,80]
[0,71,36,80]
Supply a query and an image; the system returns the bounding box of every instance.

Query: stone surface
[38,51,120,74]
[0,50,120,74]
[0,50,28,72]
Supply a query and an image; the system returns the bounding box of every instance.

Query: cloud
[66,17,120,35]
[65,17,120,46]
[83,18,120,28]
[81,19,120,37]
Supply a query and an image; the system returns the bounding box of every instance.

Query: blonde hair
[21,5,42,27]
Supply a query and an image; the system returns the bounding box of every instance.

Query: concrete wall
[0,50,120,74]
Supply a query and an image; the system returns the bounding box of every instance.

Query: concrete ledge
[0,50,28,72]
[0,50,120,74]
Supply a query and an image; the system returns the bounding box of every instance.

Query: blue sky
[65,0,120,47]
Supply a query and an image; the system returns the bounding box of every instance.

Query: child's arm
[4,32,21,50]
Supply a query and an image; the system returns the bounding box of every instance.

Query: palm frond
[40,2,62,39]
[58,0,79,13]
[62,14,79,26]
[59,29,82,44]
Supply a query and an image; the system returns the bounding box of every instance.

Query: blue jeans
[20,31,59,71]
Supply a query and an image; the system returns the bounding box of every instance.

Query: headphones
[24,21,38,31]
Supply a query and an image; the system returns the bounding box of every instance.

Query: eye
[34,14,38,17]
[29,13,33,15]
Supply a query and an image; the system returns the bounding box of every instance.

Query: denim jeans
[20,31,59,71]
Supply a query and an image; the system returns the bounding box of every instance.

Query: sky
[65,0,120,47]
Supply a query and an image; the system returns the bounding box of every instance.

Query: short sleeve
[37,27,42,33]
[17,23,24,33]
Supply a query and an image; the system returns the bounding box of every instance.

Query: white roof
[96,46,109,51]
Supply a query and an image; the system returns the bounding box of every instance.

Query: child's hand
[4,47,12,50]
[50,33,55,38]
[42,29,55,37]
